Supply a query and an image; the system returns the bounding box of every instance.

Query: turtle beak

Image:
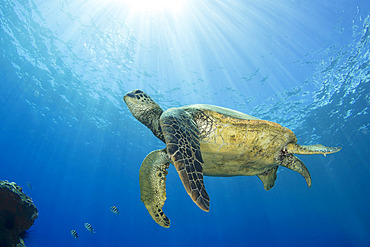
[123,92,135,104]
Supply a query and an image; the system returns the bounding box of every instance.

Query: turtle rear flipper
[257,166,278,191]
[160,108,210,212]
[139,149,171,228]
[280,154,312,187]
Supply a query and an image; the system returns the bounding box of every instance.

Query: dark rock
[0,180,38,247]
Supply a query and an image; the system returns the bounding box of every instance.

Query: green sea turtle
[123,89,341,228]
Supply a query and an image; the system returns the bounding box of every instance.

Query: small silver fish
[110,206,120,215]
[84,223,95,233]
[71,230,79,239]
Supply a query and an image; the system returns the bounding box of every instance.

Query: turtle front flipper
[257,166,278,191]
[160,108,210,212]
[279,154,312,187]
[139,149,171,228]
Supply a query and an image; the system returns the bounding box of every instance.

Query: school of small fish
[70,206,120,239]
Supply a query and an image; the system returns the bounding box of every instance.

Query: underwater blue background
[1,0,369,246]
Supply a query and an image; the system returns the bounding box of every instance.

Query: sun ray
[108,0,185,13]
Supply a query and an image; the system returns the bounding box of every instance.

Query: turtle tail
[285,143,341,156]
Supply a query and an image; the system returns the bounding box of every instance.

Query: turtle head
[124,90,165,142]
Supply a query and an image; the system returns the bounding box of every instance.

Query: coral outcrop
[0,180,38,247]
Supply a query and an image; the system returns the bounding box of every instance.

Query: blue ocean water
[1,0,369,246]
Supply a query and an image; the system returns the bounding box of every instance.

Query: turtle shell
[180,104,297,176]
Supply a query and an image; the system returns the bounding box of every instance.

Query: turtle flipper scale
[280,154,312,187]
[160,108,210,212]
[139,149,171,228]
